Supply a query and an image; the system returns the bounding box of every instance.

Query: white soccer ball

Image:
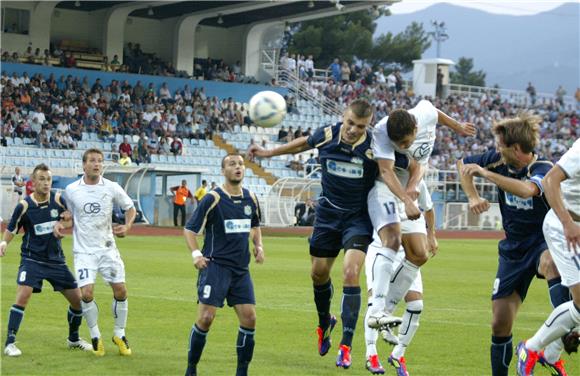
[248,91,287,128]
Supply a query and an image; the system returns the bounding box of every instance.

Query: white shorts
[368,180,427,234]
[543,209,580,287]
[74,249,126,288]
[365,243,423,294]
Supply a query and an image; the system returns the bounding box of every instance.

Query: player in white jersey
[516,138,580,375]
[364,177,437,375]
[366,100,476,331]
[54,148,136,357]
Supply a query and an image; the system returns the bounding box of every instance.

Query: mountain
[375,2,579,95]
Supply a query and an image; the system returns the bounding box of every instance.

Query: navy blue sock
[340,286,361,347]
[236,326,255,376]
[548,277,570,308]
[67,307,83,342]
[490,335,512,376]
[6,305,25,346]
[186,324,208,375]
[313,279,333,330]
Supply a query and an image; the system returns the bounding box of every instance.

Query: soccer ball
[248,91,287,128]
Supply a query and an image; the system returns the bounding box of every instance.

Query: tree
[449,57,486,86]
[289,10,431,71]
[368,22,431,70]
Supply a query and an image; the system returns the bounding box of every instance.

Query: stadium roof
[56,1,397,28]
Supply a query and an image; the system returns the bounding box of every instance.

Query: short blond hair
[492,112,541,153]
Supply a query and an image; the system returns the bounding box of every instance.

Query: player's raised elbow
[519,183,540,199]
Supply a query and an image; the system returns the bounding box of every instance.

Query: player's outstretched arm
[437,109,477,137]
[251,227,264,264]
[184,229,209,269]
[378,159,421,220]
[462,161,539,198]
[457,160,490,215]
[247,136,312,160]
[0,231,15,257]
[543,165,580,253]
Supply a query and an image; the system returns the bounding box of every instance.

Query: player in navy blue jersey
[184,153,264,376]
[0,164,92,357]
[248,99,377,368]
[458,113,570,376]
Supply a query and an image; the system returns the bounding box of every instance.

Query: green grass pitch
[1,235,578,375]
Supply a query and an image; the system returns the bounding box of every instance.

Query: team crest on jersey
[244,205,252,216]
[50,209,59,218]
[365,149,374,160]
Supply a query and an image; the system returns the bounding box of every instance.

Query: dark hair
[202,180,207,184]
[386,109,416,142]
[492,112,540,154]
[221,153,243,168]
[32,163,50,177]
[82,148,104,163]
[348,98,373,119]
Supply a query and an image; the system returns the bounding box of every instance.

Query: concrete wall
[50,8,107,51]
[194,25,245,65]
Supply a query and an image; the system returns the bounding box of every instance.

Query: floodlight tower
[428,20,449,58]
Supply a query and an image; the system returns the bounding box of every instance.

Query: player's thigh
[98,249,126,285]
[309,226,342,259]
[74,253,99,288]
[197,262,230,308]
[543,210,580,288]
[401,232,429,266]
[368,182,401,234]
[343,248,366,281]
[61,287,83,308]
[14,284,34,307]
[310,256,336,282]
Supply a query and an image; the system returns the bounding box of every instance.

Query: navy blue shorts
[492,236,548,301]
[309,201,373,258]
[16,258,78,293]
[196,262,255,308]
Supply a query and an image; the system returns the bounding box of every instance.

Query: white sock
[543,339,564,363]
[112,299,128,338]
[81,300,101,339]
[369,249,396,315]
[392,299,423,359]
[384,259,420,314]
[527,302,580,351]
[364,301,378,358]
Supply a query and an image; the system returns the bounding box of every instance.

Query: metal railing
[448,83,575,107]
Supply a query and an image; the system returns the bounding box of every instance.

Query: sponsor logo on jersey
[83,202,101,214]
[505,192,533,210]
[244,205,252,216]
[34,220,57,236]
[411,142,431,160]
[224,219,251,234]
[326,160,364,179]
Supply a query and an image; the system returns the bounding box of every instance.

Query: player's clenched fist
[468,197,490,215]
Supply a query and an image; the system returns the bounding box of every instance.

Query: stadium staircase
[260,49,343,117]
[212,134,277,185]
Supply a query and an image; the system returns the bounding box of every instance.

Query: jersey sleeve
[371,120,395,161]
[250,193,261,228]
[528,160,553,194]
[307,125,334,149]
[557,140,580,179]
[113,183,135,211]
[185,193,218,233]
[462,149,501,169]
[7,202,26,234]
[410,100,438,129]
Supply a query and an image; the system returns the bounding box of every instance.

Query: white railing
[448,83,575,107]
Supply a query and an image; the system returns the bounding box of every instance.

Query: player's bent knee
[198,311,216,329]
[406,251,429,267]
[491,316,512,336]
[342,267,360,286]
[539,251,559,280]
[310,269,330,285]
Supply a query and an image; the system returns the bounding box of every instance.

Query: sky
[388,0,572,15]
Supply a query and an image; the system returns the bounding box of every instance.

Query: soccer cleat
[112,336,132,356]
[316,315,337,356]
[538,351,567,376]
[4,343,22,357]
[516,341,539,376]
[561,330,579,355]
[380,326,400,345]
[367,312,402,329]
[336,344,352,369]
[365,354,385,374]
[91,337,105,356]
[388,355,410,376]
[67,338,93,351]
